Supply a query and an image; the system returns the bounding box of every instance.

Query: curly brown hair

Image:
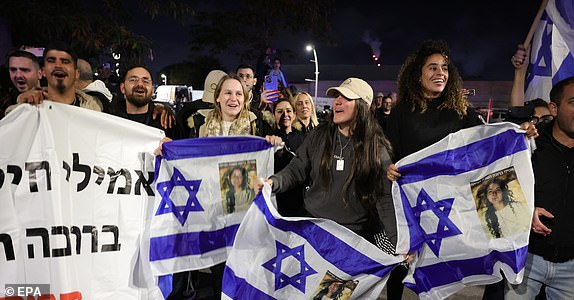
[397,40,468,117]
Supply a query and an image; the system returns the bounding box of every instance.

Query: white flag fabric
[149,136,274,277]
[0,102,164,299]
[392,123,534,299]
[525,0,574,101]
[222,184,403,300]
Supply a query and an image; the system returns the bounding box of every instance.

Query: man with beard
[114,65,180,139]
[7,42,101,114]
[1,50,43,118]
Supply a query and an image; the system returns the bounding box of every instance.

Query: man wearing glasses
[115,65,179,139]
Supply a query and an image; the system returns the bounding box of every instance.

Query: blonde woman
[293,91,319,135]
[199,73,258,137]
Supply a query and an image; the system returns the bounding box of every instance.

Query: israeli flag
[525,0,574,101]
[393,123,534,299]
[222,184,403,300]
[149,136,274,276]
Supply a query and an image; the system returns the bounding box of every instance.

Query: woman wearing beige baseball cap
[257,77,397,252]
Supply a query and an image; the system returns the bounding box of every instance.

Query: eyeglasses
[530,114,553,125]
[127,76,152,85]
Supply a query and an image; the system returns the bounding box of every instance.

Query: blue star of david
[261,241,317,293]
[155,167,203,225]
[411,188,462,256]
[527,18,553,85]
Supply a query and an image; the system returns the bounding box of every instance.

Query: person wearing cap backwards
[256,77,398,253]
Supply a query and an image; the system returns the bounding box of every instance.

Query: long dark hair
[316,100,392,207]
[477,178,518,238]
[397,39,468,117]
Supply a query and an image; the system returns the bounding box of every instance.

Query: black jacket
[529,121,574,262]
[111,98,181,139]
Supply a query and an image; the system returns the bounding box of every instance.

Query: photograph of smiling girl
[471,167,531,239]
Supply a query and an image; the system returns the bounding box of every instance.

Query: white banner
[0,102,164,299]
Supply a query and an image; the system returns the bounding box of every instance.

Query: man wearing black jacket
[506,76,574,299]
[115,65,180,139]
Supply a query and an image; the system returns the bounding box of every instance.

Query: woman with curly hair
[383,41,484,298]
[385,40,536,299]
[477,178,530,239]
[385,39,483,163]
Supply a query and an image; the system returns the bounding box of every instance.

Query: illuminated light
[306,45,313,52]
[377,63,381,67]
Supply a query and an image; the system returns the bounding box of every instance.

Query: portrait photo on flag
[149,136,274,276]
[391,122,534,299]
[222,184,404,300]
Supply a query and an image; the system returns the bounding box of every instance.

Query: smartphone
[264,75,278,91]
[264,75,279,101]
[467,89,476,96]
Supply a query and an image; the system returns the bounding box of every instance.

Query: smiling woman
[199,73,255,137]
[386,40,483,162]
[384,39,484,299]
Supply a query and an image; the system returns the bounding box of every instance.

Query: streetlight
[160,74,168,85]
[305,44,319,100]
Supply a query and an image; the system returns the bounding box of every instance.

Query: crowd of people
[1,38,573,300]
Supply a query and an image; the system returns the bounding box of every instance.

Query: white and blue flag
[222,184,403,300]
[392,123,534,299]
[525,0,574,101]
[149,136,274,278]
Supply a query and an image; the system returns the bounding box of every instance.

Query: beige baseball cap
[326,78,373,106]
[202,70,227,103]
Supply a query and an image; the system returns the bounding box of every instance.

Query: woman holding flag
[257,77,399,257]
[385,40,538,299]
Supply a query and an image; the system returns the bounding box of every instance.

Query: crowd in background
[0,39,572,300]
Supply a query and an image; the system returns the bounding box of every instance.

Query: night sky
[133,1,542,81]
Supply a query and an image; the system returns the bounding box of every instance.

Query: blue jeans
[505,252,574,299]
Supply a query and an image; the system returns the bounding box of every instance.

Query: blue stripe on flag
[556,0,574,25]
[404,246,528,294]
[397,129,527,185]
[149,224,240,261]
[161,136,272,160]
[554,53,574,85]
[222,265,276,300]
[253,194,397,278]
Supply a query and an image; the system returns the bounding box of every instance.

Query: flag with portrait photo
[392,122,534,299]
[525,0,574,101]
[149,136,274,277]
[222,184,403,300]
